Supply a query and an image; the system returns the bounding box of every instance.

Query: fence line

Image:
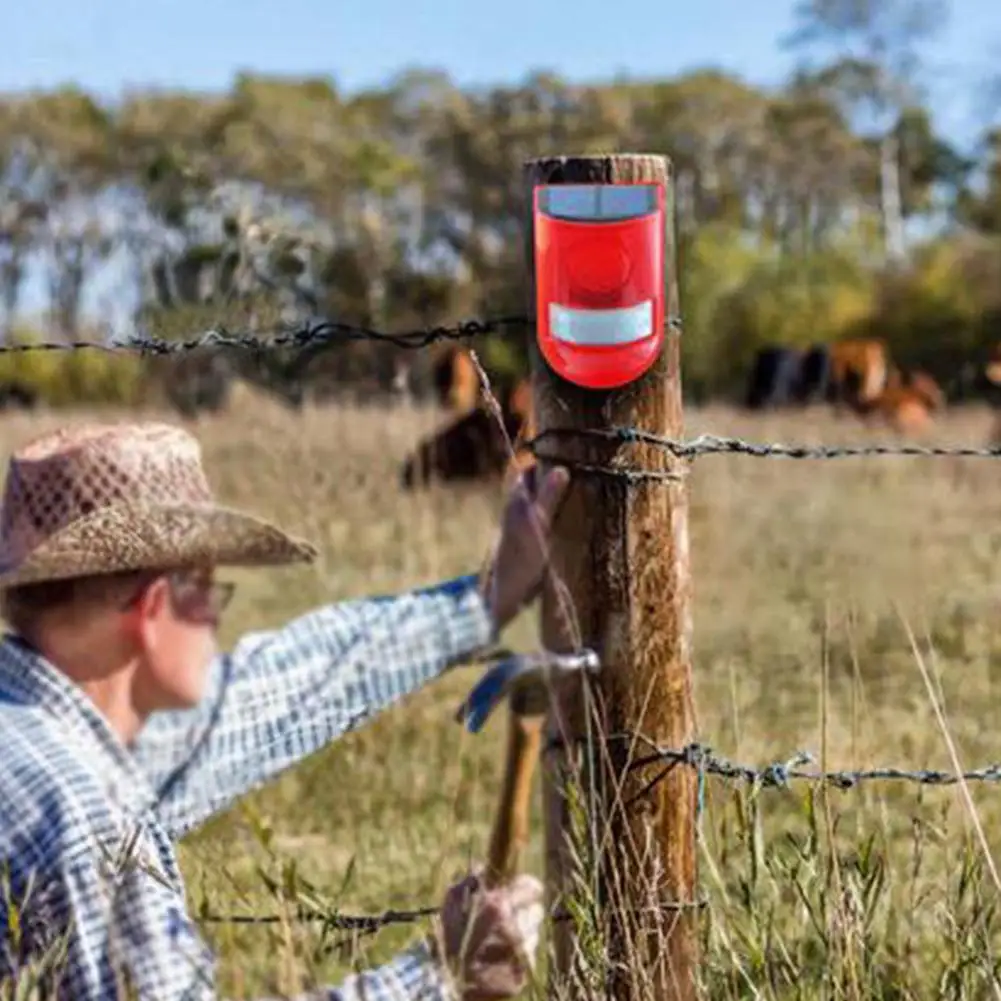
[8,314,1000,945]
[194,734,1001,933]
[3,317,998,463]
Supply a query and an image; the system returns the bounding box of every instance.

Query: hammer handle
[484,706,545,888]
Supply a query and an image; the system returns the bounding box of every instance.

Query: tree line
[1,0,1000,406]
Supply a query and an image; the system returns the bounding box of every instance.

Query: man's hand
[480,465,571,632]
[435,871,545,1001]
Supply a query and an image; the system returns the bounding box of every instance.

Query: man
[0,420,570,1000]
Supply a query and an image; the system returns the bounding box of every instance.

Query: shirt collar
[0,631,158,815]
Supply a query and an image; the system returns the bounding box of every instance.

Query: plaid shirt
[0,573,495,1000]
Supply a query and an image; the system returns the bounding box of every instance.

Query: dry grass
[6,389,1001,998]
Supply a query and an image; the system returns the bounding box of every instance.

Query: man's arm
[131,574,495,839]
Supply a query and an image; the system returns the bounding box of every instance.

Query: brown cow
[827,339,890,411]
[400,377,537,489]
[858,368,945,435]
[871,388,934,434]
[980,345,1001,444]
[907,370,946,411]
[985,344,1001,387]
[431,344,481,412]
[400,407,506,489]
[504,378,534,438]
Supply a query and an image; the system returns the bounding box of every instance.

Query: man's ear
[125,577,169,641]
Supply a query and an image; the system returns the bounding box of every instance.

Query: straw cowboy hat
[0,421,317,589]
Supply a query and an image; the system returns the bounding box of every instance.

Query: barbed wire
[0,317,527,357]
[624,740,1001,791]
[12,318,1001,928]
[8,317,1001,464]
[7,314,1000,976]
[194,734,1001,932]
[526,427,1001,465]
[198,904,437,931]
[546,731,1001,803]
[196,896,706,933]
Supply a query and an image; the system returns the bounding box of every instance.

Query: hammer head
[455,649,600,734]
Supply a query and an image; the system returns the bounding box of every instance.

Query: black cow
[797,345,831,404]
[745,347,803,409]
[745,344,831,409]
[0,381,39,411]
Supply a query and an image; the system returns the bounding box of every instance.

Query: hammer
[455,649,600,888]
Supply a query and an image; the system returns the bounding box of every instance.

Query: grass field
[7,389,1001,999]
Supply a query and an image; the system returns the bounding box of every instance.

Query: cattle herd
[398,337,1001,490]
[0,335,995,492]
[745,339,950,434]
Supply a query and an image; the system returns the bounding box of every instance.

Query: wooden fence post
[523,155,699,1001]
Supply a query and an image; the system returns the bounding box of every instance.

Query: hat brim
[0,501,318,589]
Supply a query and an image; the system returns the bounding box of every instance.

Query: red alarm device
[533,181,666,390]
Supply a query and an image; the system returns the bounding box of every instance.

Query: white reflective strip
[549,301,653,346]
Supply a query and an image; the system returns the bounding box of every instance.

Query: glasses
[121,570,235,622]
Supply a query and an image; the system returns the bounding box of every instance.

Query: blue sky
[5,0,1001,150]
[5,0,1001,331]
